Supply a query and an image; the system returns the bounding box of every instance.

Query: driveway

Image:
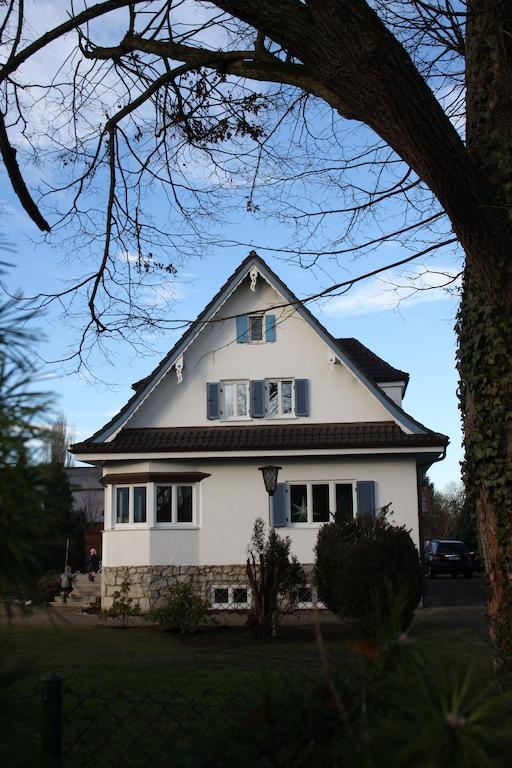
[414,575,489,638]
[424,574,486,608]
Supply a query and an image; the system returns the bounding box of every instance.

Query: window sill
[153,524,200,530]
[286,522,330,529]
[220,416,252,422]
[113,523,148,530]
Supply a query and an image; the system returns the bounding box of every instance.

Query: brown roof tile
[72,422,448,455]
[336,339,409,384]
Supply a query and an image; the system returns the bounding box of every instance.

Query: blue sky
[0,1,463,490]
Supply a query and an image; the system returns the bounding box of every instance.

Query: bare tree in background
[0,1,511,675]
[41,411,75,466]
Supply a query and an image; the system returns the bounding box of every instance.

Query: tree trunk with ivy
[458,0,512,679]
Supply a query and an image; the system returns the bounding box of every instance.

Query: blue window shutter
[236,315,249,343]
[207,382,220,419]
[265,314,276,342]
[272,483,288,527]
[356,481,376,518]
[250,380,265,418]
[295,379,309,417]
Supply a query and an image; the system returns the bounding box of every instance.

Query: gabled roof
[72,251,436,448]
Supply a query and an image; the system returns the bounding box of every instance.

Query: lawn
[0,606,497,768]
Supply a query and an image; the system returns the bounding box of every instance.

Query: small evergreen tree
[0,290,53,598]
[38,462,78,570]
[246,518,305,641]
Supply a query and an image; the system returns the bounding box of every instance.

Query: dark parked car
[424,539,473,579]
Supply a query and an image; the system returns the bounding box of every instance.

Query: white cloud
[321,264,461,317]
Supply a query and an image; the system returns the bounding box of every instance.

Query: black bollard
[41,673,64,763]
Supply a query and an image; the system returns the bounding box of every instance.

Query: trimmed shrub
[146,583,209,634]
[101,580,140,626]
[315,514,422,637]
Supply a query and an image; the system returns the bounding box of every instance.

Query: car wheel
[451,572,458,578]
[464,571,472,579]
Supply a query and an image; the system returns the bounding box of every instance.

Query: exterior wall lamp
[258,465,282,497]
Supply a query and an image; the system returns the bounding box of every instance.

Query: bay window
[115,486,147,525]
[156,484,195,525]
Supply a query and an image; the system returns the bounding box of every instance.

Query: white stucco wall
[125,275,395,430]
[101,456,419,568]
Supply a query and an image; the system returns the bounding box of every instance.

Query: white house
[72,252,448,612]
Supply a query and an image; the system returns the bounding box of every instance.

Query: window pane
[237,383,247,416]
[290,484,308,523]
[336,484,354,523]
[224,383,233,418]
[133,487,146,523]
[214,588,229,606]
[116,487,129,524]
[233,587,248,606]
[282,381,292,414]
[249,316,263,341]
[296,586,313,605]
[312,484,330,523]
[177,486,193,523]
[156,486,172,523]
[268,381,278,416]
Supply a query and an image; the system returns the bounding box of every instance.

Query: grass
[1,603,495,695]
[0,606,497,768]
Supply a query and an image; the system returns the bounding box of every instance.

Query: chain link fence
[1,677,248,767]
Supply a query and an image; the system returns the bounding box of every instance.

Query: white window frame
[287,480,356,527]
[221,380,250,420]
[113,485,148,528]
[265,378,295,418]
[154,483,198,528]
[294,584,326,610]
[209,584,252,610]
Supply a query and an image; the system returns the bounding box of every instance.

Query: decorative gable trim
[83,252,434,444]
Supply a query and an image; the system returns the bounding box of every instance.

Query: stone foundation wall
[102,563,315,613]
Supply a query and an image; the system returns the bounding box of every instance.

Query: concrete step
[52,575,101,609]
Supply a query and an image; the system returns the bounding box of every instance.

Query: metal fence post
[41,674,63,763]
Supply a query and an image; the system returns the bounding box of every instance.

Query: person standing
[86,548,100,582]
[60,565,74,603]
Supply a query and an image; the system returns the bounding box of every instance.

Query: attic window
[249,315,263,341]
[236,314,276,343]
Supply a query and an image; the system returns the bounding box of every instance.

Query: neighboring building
[71,252,448,612]
[65,466,104,560]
